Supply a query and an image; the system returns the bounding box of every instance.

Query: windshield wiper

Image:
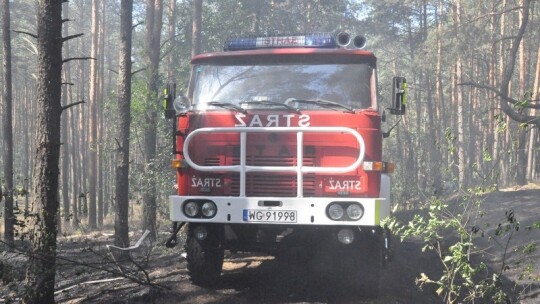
[207,101,247,114]
[286,98,355,113]
[240,100,300,113]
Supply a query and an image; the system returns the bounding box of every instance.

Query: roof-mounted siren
[336,32,351,47]
[353,35,367,49]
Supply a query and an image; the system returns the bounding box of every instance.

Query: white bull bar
[169,127,390,226]
[183,127,366,197]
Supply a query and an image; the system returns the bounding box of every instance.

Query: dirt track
[1,188,538,303]
[63,237,444,304]
[112,188,540,303]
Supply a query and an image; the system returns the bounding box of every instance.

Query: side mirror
[164,83,191,118]
[164,83,176,119]
[389,76,407,115]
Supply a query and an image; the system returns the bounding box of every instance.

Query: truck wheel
[185,223,224,286]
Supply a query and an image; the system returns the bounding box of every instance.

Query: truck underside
[182,221,392,297]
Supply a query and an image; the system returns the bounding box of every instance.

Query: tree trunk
[187,0,202,97]
[77,14,87,221]
[426,76,442,194]
[61,1,71,224]
[87,0,100,229]
[142,0,163,241]
[23,0,63,302]
[97,0,106,226]
[1,0,15,247]
[22,82,30,211]
[192,0,202,57]
[455,0,466,189]
[115,0,134,249]
[435,0,446,158]
[515,0,527,185]
[167,0,177,82]
[527,36,540,180]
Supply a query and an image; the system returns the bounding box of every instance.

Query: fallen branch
[54,277,126,295]
[106,230,150,251]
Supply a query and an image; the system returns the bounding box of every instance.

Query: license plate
[243,210,297,223]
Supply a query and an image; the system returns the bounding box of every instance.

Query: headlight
[328,204,344,220]
[201,201,217,218]
[184,201,199,217]
[346,204,364,220]
[337,228,354,244]
[173,95,190,114]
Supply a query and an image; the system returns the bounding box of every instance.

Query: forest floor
[0,186,539,304]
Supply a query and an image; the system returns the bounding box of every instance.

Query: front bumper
[169,196,389,226]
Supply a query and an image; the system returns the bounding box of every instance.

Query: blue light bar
[224,33,339,51]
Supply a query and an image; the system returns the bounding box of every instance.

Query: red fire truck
[164,32,406,297]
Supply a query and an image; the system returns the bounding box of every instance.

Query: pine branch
[62,101,86,112]
[460,82,540,110]
[132,68,145,76]
[133,21,144,29]
[63,57,95,64]
[115,138,123,151]
[63,33,84,42]
[12,30,37,39]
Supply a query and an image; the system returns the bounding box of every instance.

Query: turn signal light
[363,161,395,173]
[171,159,183,169]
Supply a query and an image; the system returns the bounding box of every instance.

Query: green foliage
[390,184,540,304]
[392,196,508,303]
[482,149,492,162]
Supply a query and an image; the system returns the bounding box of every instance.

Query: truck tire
[185,223,224,286]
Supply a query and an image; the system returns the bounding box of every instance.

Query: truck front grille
[231,155,315,166]
[229,174,316,197]
[228,155,317,197]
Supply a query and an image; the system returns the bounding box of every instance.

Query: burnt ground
[1,188,539,304]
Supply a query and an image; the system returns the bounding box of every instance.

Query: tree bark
[455,0,466,188]
[97,0,106,226]
[115,0,134,249]
[192,0,202,57]
[61,0,71,224]
[187,0,202,97]
[527,35,540,180]
[167,0,177,82]
[142,0,163,242]
[88,0,100,229]
[1,0,15,247]
[23,0,63,302]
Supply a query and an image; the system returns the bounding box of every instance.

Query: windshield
[191,63,374,111]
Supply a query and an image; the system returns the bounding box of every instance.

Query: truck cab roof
[191,48,377,65]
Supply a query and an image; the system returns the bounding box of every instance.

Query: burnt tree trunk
[23,0,63,302]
